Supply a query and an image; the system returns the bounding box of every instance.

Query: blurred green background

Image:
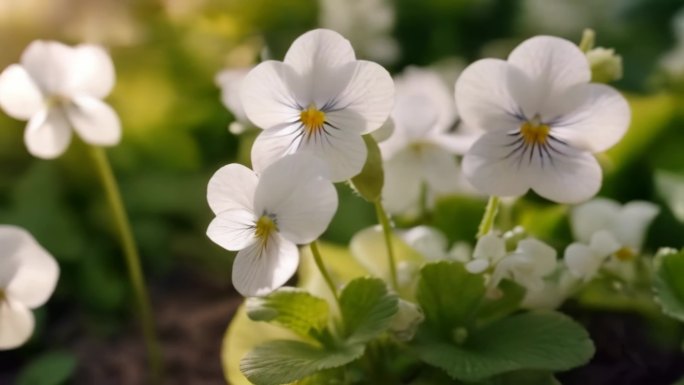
[2,0,684,383]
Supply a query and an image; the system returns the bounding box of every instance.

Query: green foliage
[246,288,329,338]
[349,135,384,202]
[654,250,684,321]
[16,351,77,385]
[476,280,526,326]
[240,340,364,385]
[414,312,595,382]
[339,277,399,344]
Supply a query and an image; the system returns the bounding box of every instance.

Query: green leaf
[490,370,561,385]
[416,261,485,334]
[16,351,77,385]
[340,277,399,344]
[240,340,364,385]
[349,134,384,202]
[654,250,684,321]
[414,311,595,382]
[246,288,329,338]
[476,279,526,326]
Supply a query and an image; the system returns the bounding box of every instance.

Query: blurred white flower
[380,68,476,214]
[465,233,507,274]
[0,40,120,159]
[318,0,399,64]
[241,29,394,182]
[215,67,252,135]
[568,198,660,281]
[521,266,576,310]
[206,153,338,297]
[490,238,557,291]
[0,225,59,350]
[456,36,630,203]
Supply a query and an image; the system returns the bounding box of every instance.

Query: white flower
[567,198,660,281]
[0,225,59,350]
[379,67,476,213]
[0,40,120,159]
[490,238,557,290]
[456,36,630,203]
[206,153,338,297]
[241,28,394,182]
[465,233,507,274]
[521,266,576,310]
[215,67,252,135]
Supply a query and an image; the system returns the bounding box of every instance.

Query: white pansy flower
[0,40,120,159]
[380,68,476,214]
[465,233,507,274]
[456,36,630,203]
[206,153,338,297]
[490,238,557,290]
[241,28,394,182]
[0,225,59,350]
[215,67,252,135]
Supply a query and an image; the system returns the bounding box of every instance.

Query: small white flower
[0,40,121,159]
[206,153,338,297]
[0,225,59,350]
[564,230,620,281]
[465,233,507,274]
[521,266,577,310]
[490,238,557,290]
[379,67,476,213]
[456,36,630,203]
[241,29,394,182]
[215,67,252,135]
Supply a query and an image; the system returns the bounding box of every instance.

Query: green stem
[476,196,500,238]
[310,241,341,309]
[88,146,163,384]
[579,28,595,52]
[373,200,399,291]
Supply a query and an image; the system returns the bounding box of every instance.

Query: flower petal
[65,44,116,98]
[564,242,601,280]
[455,58,522,132]
[528,146,602,204]
[300,126,368,182]
[207,163,258,215]
[232,234,299,297]
[254,153,338,244]
[250,122,303,175]
[0,64,44,120]
[589,230,621,257]
[66,97,121,146]
[473,233,506,261]
[323,60,394,135]
[241,61,301,130]
[394,67,456,136]
[550,84,630,153]
[516,238,557,276]
[420,146,462,194]
[20,40,73,94]
[400,226,448,261]
[3,226,59,309]
[24,108,72,159]
[216,67,250,122]
[507,36,591,117]
[206,209,257,251]
[461,131,532,197]
[0,298,34,350]
[612,201,660,250]
[570,198,621,243]
[382,148,423,214]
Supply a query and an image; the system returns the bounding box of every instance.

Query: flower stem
[88,146,163,384]
[579,28,595,52]
[310,241,340,309]
[373,200,399,291]
[477,196,500,238]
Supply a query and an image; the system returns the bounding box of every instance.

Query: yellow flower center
[614,246,636,261]
[254,215,277,241]
[520,116,550,146]
[300,104,326,135]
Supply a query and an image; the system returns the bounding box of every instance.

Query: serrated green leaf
[16,351,77,385]
[477,280,525,326]
[416,261,486,334]
[246,288,329,338]
[340,277,399,344]
[240,340,364,385]
[349,134,384,202]
[414,311,594,382]
[654,250,684,321]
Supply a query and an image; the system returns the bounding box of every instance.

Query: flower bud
[390,299,425,341]
[587,47,623,83]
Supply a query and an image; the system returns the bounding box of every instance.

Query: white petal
[466,259,490,274]
[454,59,522,132]
[570,198,621,243]
[420,147,462,194]
[64,44,115,98]
[392,94,440,141]
[20,40,73,94]
[589,230,621,257]
[0,64,44,120]
[207,163,258,215]
[473,233,506,261]
[394,67,456,136]
[516,238,557,277]
[432,132,478,155]
[382,148,423,214]
[66,97,121,146]
[240,61,301,130]
[254,153,338,244]
[528,146,602,204]
[612,201,660,250]
[298,126,368,182]
[400,226,447,261]
[206,209,257,251]
[371,117,395,143]
[507,36,591,117]
[250,123,303,175]
[216,68,250,122]
[0,298,34,350]
[550,84,630,153]
[323,60,394,135]
[232,234,299,297]
[3,226,59,308]
[461,131,532,197]
[564,242,601,280]
[24,108,72,159]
